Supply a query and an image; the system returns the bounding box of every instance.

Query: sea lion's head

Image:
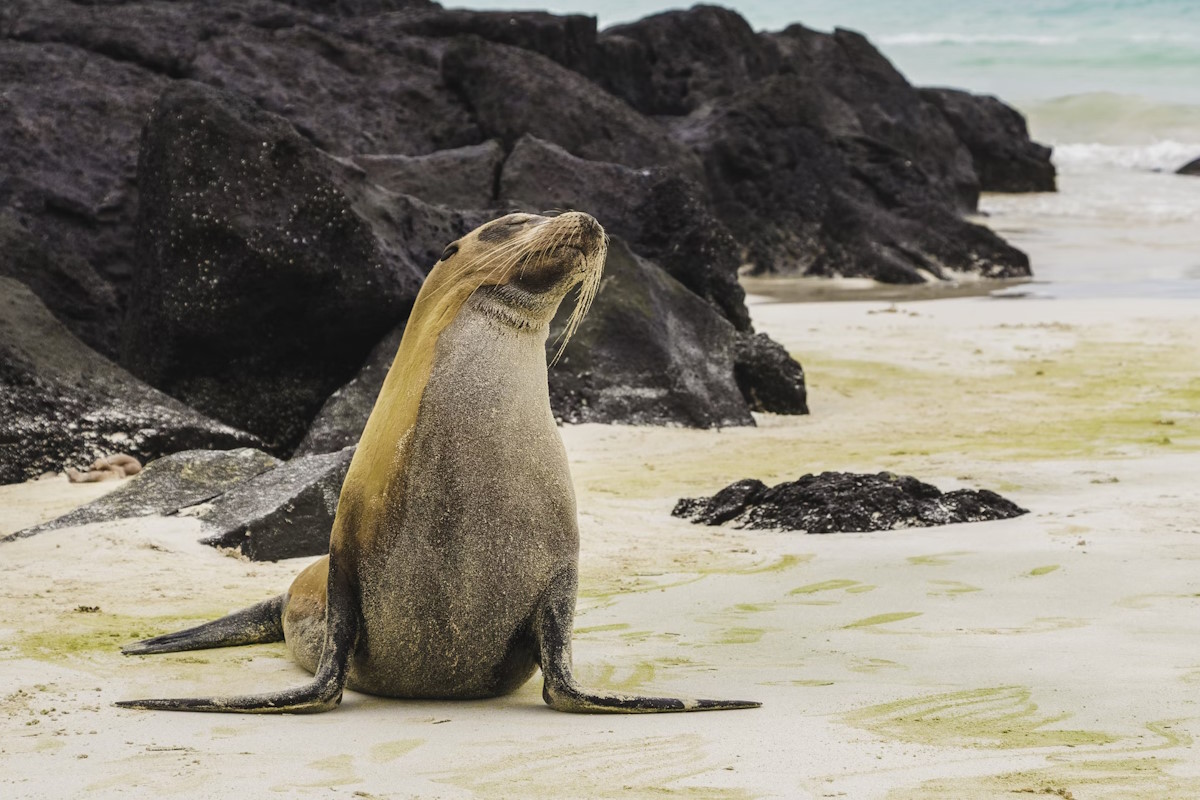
[422,211,607,357]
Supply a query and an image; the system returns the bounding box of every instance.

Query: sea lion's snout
[560,211,605,259]
[505,211,606,298]
[427,210,607,353]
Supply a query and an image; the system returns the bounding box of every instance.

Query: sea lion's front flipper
[116,557,358,714]
[535,570,761,713]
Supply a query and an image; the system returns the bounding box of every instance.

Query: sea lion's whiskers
[479,235,533,287]
[550,227,605,366]
[531,224,569,277]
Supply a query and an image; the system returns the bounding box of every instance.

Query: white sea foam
[982,171,1200,225]
[1052,141,1200,172]
[878,31,1200,46]
[878,32,1076,46]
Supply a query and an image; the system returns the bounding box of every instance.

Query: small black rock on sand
[673,472,1027,533]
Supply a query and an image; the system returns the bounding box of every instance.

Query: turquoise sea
[456,0,1200,295]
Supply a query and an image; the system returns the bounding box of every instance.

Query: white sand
[2,294,1199,799]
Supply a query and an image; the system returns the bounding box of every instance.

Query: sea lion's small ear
[440,244,459,262]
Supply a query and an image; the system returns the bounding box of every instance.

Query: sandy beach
[3,291,1197,799]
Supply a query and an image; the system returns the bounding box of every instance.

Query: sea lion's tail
[121,595,286,655]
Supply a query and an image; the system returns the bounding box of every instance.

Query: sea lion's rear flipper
[115,559,358,714]
[535,570,761,713]
[121,595,286,655]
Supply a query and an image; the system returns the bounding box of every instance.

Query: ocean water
[456,0,1200,295]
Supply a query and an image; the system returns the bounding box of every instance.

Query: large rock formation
[547,239,753,428]
[7,448,281,540]
[0,213,119,356]
[0,277,259,485]
[0,0,470,346]
[921,88,1057,192]
[587,8,1033,280]
[441,35,704,181]
[1,0,1058,462]
[0,33,168,326]
[122,81,424,455]
[196,446,353,561]
[7,444,351,561]
[499,135,750,330]
[3,2,1051,310]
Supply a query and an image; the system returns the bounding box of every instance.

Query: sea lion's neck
[336,296,558,550]
[472,284,564,332]
[433,297,553,394]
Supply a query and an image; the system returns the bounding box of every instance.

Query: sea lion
[117,211,759,714]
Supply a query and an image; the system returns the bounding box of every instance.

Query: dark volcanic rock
[602,11,976,205]
[0,0,1050,362]
[7,448,281,541]
[294,325,403,455]
[280,0,435,15]
[673,478,767,526]
[123,81,425,454]
[733,333,809,415]
[1177,157,1200,176]
[631,175,751,332]
[442,36,703,180]
[349,141,504,210]
[593,8,1034,281]
[1,1,1050,438]
[500,135,750,330]
[674,471,1028,532]
[354,7,599,75]
[323,155,495,273]
[679,72,1030,280]
[188,22,477,156]
[197,446,353,561]
[921,88,1057,192]
[0,213,120,356]
[774,26,980,209]
[599,5,778,116]
[501,136,649,234]
[0,277,260,486]
[0,37,168,298]
[548,238,753,428]
[1,0,473,322]
[5,439,350,561]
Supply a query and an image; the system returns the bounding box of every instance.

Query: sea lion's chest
[352,309,578,696]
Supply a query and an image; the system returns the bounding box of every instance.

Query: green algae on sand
[844,612,923,629]
[16,611,227,661]
[845,686,1118,749]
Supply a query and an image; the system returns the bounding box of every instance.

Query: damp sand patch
[844,686,1118,749]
